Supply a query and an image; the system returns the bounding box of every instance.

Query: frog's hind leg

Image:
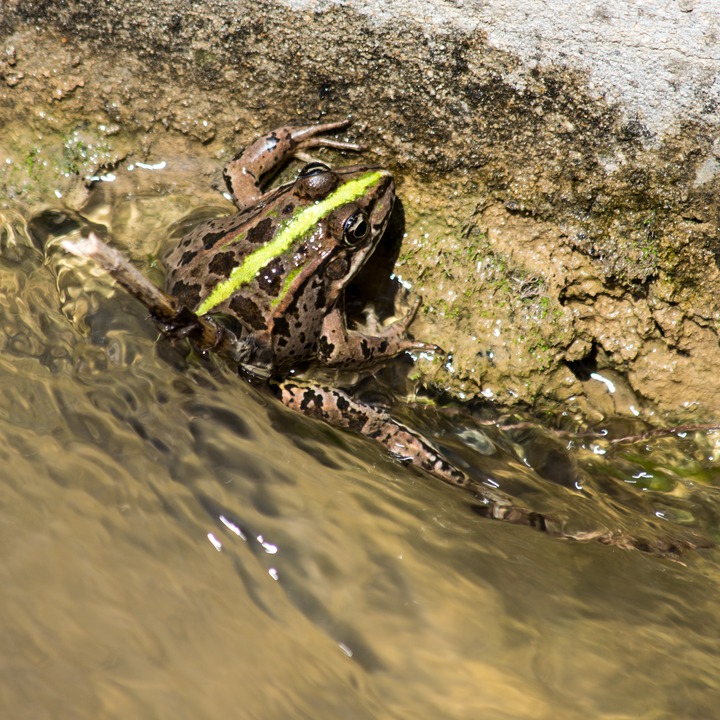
[274,379,549,529]
[273,380,710,555]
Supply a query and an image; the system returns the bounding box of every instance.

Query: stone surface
[284,0,720,139]
[2,0,720,422]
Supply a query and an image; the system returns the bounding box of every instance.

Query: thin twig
[61,232,244,362]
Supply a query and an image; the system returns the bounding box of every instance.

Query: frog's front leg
[224,120,363,209]
[317,300,439,369]
[274,379,546,529]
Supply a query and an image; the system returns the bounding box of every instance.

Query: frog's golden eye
[298,161,332,177]
[342,210,370,246]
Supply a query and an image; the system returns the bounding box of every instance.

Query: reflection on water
[2,166,720,719]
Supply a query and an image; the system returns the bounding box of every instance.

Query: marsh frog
[160,121,557,527]
[165,120,431,378]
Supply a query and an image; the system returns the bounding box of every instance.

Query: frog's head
[286,161,396,303]
[193,160,395,317]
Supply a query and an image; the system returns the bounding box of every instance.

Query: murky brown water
[2,148,720,720]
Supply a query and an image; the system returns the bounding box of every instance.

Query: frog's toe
[292,119,364,153]
[408,340,444,356]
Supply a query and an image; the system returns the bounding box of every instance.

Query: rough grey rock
[284,0,720,139]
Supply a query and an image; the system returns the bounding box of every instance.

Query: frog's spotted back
[164,123,406,376]
[195,169,391,316]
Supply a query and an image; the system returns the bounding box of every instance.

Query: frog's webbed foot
[224,120,363,208]
[318,298,442,369]
[289,119,365,154]
[154,306,226,352]
[391,296,444,354]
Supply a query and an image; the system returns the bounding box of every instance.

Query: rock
[2,0,720,420]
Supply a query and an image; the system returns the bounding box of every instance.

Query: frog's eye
[298,161,332,177]
[342,210,370,246]
[297,162,339,199]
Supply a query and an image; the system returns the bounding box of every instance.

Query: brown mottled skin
[165,122,431,377]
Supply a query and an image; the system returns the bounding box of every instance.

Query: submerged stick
[62,234,178,320]
[61,233,245,361]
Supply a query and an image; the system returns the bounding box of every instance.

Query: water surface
[1,159,720,719]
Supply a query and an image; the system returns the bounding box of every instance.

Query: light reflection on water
[1,174,720,719]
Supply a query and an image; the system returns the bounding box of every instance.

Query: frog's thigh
[274,380,485,495]
[274,379,457,473]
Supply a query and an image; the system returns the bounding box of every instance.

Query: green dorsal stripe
[196,170,388,315]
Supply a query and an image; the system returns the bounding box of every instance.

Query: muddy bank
[2,0,720,422]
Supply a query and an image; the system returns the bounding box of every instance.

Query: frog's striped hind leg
[273,379,548,528]
[272,380,710,555]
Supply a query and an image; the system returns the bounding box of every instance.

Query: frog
[158,120,561,531]
[163,120,433,378]
[126,121,525,510]
[61,121,705,554]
